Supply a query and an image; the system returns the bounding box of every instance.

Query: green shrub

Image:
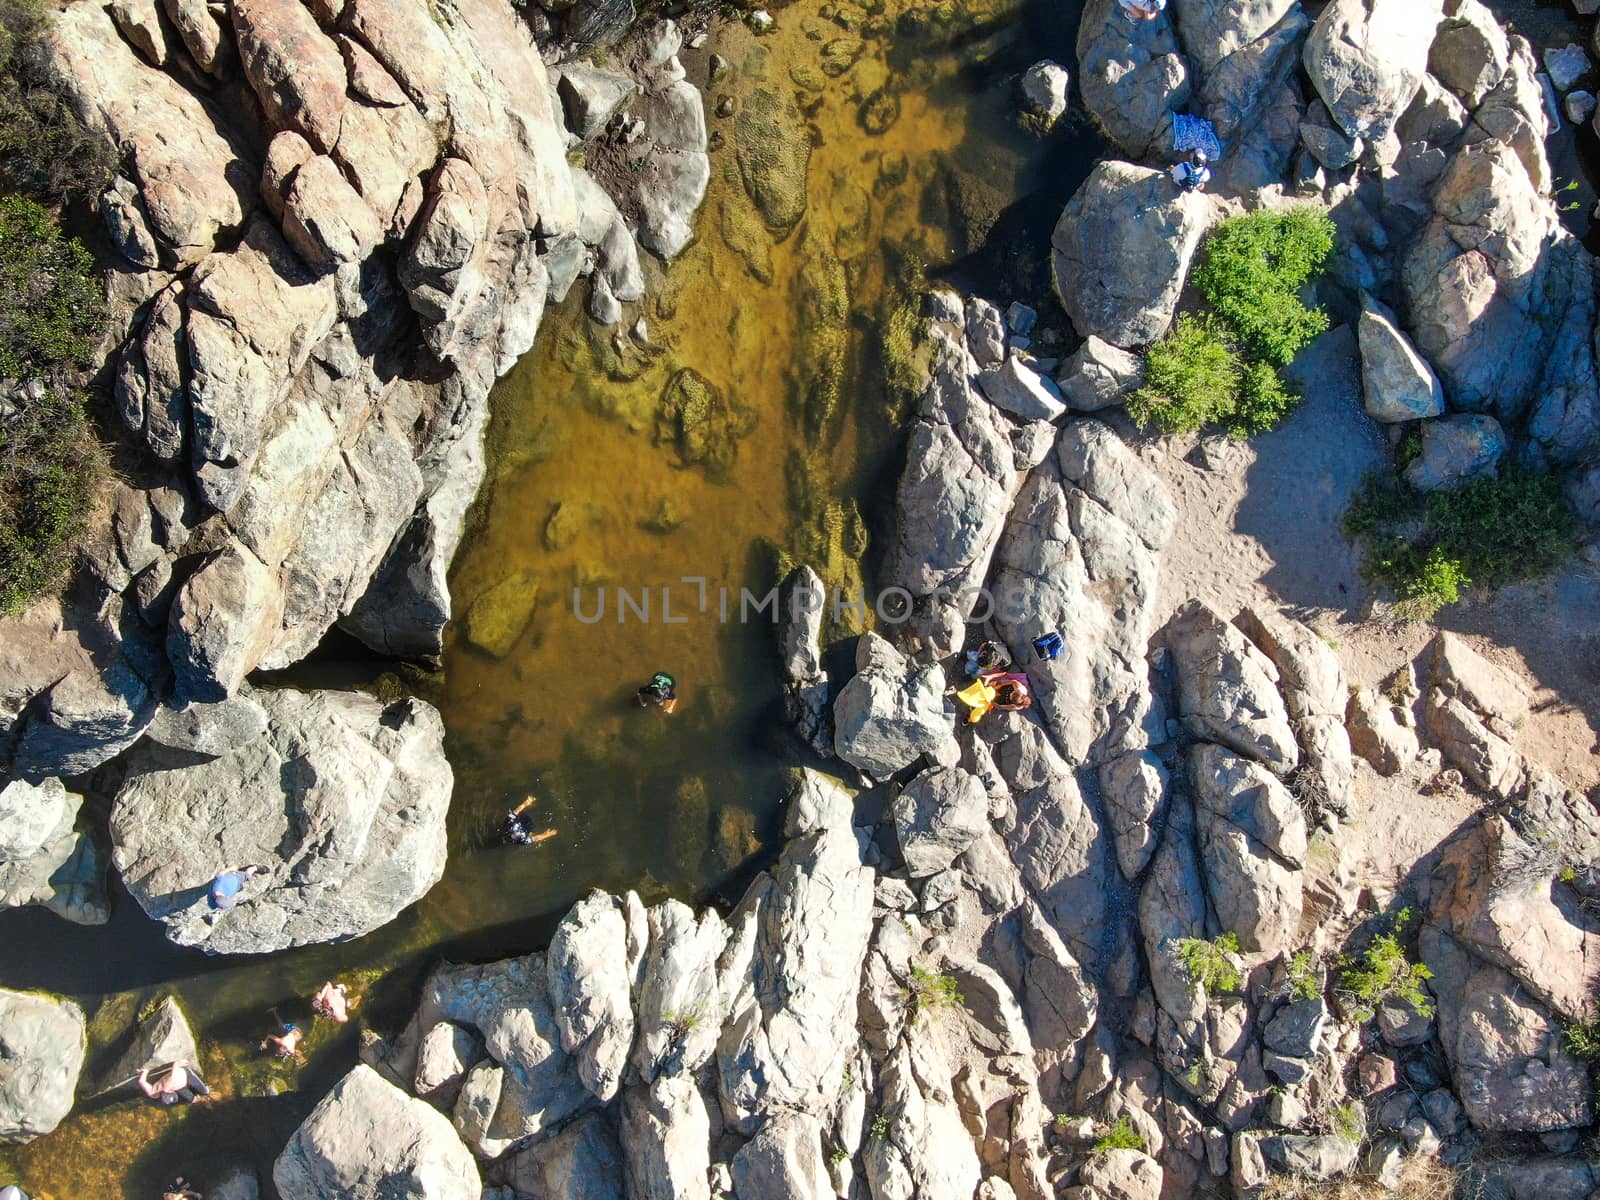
[1562,1017,1600,1064]
[0,197,108,615]
[0,0,113,203]
[1337,908,1433,1022]
[1174,932,1243,996]
[1329,1101,1365,1144]
[1191,207,1335,366]
[1230,358,1298,437]
[1092,1115,1145,1153]
[905,964,964,1017]
[1127,314,1240,434]
[1286,950,1320,1002]
[869,1113,892,1141]
[0,195,105,381]
[1342,469,1575,622]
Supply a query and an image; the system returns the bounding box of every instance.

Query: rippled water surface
[0,0,1096,1191]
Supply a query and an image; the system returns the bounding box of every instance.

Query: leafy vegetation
[1092,1115,1146,1153]
[1329,1102,1365,1145]
[869,1113,892,1141]
[0,196,107,616]
[1342,469,1576,623]
[0,0,112,202]
[1129,207,1335,439]
[1287,950,1321,1002]
[905,964,964,1017]
[1174,932,1242,996]
[1191,207,1335,366]
[1561,1017,1600,1065]
[1337,908,1434,1022]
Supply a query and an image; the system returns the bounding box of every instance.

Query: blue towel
[1172,113,1223,160]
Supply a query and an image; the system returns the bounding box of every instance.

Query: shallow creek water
[0,0,1099,1192]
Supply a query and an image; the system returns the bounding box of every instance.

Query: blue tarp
[1172,113,1222,160]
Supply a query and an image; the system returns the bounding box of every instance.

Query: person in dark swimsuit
[636,672,678,713]
[500,795,558,847]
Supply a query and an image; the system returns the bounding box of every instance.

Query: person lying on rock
[137,1062,213,1106]
[1117,0,1165,20]
[1170,149,1212,193]
[260,1023,304,1063]
[963,639,1011,678]
[500,795,558,847]
[207,864,267,910]
[990,676,1034,712]
[161,1178,201,1200]
[311,981,354,1024]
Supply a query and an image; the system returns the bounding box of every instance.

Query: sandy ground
[1103,324,1600,904]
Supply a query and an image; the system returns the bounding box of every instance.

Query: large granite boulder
[832,634,955,780]
[1167,600,1298,773]
[629,63,709,260]
[621,1074,710,1200]
[0,989,85,1143]
[1302,0,1442,140]
[1077,0,1190,157]
[1098,750,1169,881]
[990,421,1171,766]
[230,0,348,152]
[166,544,285,703]
[1357,305,1445,423]
[501,1112,622,1200]
[1189,743,1305,955]
[730,1111,831,1200]
[110,687,452,954]
[0,777,108,925]
[1429,0,1509,109]
[1403,414,1507,492]
[546,890,635,1103]
[1051,161,1209,349]
[275,1064,481,1200]
[95,996,201,1094]
[717,770,874,1134]
[891,766,989,878]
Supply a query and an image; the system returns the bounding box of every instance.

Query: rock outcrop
[110,687,452,954]
[0,989,85,1144]
[1051,161,1209,349]
[275,1064,481,1200]
[0,778,108,925]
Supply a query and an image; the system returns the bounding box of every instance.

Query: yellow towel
[956,679,996,723]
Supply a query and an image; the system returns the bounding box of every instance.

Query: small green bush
[1127,314,1239,434]
[1329,1101,1365,1144]
[1286,950,1320,1002]
[1192,207,1335,366]
[1092,1115,1145,1153]
[1231,358,1297,437]
[0,0,113,203]
[1343,469,1575,622]
[1562,1017,1600,1064]
[906,964,964,1017]
[0,197,108,615]
[1338,908,1433,1022]
[869,1113,892,1141]
[1174,932,1242,996]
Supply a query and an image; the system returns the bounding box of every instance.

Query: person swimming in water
[636,672,678,713]
[136,1062,212,1106]
[311,981,353,1024]
[500,795,558,847]
[260,1023,304,1062]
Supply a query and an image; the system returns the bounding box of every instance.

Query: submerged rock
[0,989,85,1143]
[735,86,811,233]
[111,687,452,955]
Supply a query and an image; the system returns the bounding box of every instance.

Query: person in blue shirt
[1171,149,1212,192]
[1118,0,1166,20]
[208,864,267,910]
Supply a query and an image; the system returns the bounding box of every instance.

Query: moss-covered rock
[718,193,775,284]
[656,368,757,482]
[791,226,850,448]
[464,570,540,658]
[735,86,812,233]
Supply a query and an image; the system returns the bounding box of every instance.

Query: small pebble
[749,8,773,32]
[708,53,729,80]
[1566,88,1596,124]
[716,95,735,117]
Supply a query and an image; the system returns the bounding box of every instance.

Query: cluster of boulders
[0,0,716,948]
[256,269,1600,1199]
[1065,0,1600,512]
